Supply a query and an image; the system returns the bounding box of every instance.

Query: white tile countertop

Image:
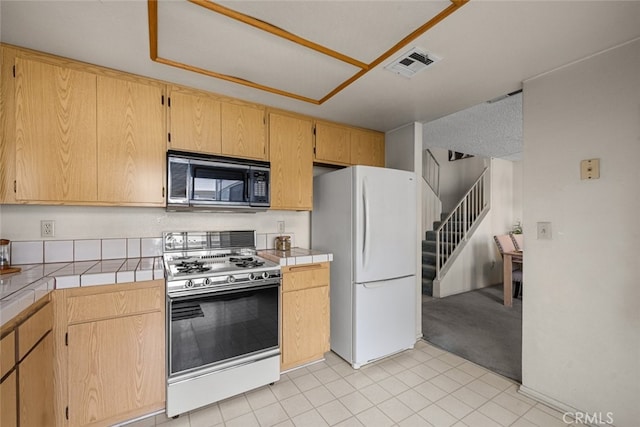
[259,248,333,266]
[0,257,164,327]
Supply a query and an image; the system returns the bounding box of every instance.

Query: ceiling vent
[385,47,440,78]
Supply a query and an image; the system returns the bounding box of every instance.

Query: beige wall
[521,38,640,426]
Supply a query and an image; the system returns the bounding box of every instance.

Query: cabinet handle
[288,264,323,272]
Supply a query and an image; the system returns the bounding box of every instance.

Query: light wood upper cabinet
[350,128,385,167]
[269,112,313,211]
[0,46,17,204]
[281,262,330,371]
[315,120,385,167]
[314,120,351,165]
[15,57,97,202]
[97,76,165,205]
[221,102,267,160]
[168,86,222,155]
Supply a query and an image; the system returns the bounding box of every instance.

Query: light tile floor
[127,341,580,427]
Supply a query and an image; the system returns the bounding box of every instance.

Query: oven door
[168,280,280,380]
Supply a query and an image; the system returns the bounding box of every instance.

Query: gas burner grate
[176,260,211,274]
[228,257,265,268]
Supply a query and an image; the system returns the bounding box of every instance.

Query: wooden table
[503,250,523,307]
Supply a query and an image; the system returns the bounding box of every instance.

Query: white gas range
[163,231,281,417]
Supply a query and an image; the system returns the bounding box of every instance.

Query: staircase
[422,213,457,295]
[422,167,491,296]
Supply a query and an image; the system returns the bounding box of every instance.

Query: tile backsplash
[9,232,293,264]
[11,237,163,264]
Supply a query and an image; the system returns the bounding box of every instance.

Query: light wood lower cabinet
[0,298,54,427]
[19,332,54,427]
[56,280,165,427]
[281,262,330,371]
[1,371,17,427]
[1,329,17,427]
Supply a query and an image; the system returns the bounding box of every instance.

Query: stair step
[422,264,436,280]
[422,251,437,264]
[425,230,464,241]
[422,240,455,252]
[421,278,433,296]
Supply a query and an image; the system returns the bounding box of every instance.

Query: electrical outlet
[41,220,55,237]
[277,221,285,233]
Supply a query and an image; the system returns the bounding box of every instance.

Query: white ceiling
[1,1,640,159]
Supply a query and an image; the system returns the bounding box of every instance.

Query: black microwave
[167,151,270,211]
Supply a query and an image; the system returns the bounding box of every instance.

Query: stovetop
[163,231,281,293]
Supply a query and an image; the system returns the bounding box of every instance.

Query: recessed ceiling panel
[216,0,452,64]
[157,0,360,100]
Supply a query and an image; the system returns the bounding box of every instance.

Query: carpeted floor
[421,284,522,382]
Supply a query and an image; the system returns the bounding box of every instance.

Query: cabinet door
[1,371,17,427]
[350,128,385,167]
[221,102,266,160]
[269,112,313,211]
[0,46,17,203]
[281,286,330,370]
[97,76,165,205]
[67,311,165,427]
[168,86,222,155]
[19,333,54,427]
[314,121,350,165]
[15,57,97,202]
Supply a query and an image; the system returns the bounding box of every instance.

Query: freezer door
[353,166,417,283]
[353,275,416,368]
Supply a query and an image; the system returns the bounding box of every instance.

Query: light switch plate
[580,158,600,180]
[537,222,552,240]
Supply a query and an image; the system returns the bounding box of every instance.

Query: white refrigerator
[312,165,417,368]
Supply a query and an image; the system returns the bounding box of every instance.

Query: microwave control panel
[251,170,269,203]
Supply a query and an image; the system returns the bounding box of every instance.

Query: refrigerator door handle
[359,274,415,288]
[362,177,370,269]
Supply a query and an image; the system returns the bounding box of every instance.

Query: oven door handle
[168,280,280,299]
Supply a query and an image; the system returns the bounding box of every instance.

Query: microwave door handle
[245,171,250,201]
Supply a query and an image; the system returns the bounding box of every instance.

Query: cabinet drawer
[1,331,15,378]
[17,302,52,361]
[66,281,164,324]
[282,262,329,292]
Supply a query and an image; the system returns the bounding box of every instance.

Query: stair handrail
[422,149,440,196]
[435,166,491,280]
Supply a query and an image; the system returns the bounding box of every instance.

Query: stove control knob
[248,273,256,281]
[262,271,270,280]
[203,278,211,286]
[227,275,236,283]
[184,280,194,288]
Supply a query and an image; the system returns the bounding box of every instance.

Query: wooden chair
[494,234,523,298]
[510,233,524,251]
